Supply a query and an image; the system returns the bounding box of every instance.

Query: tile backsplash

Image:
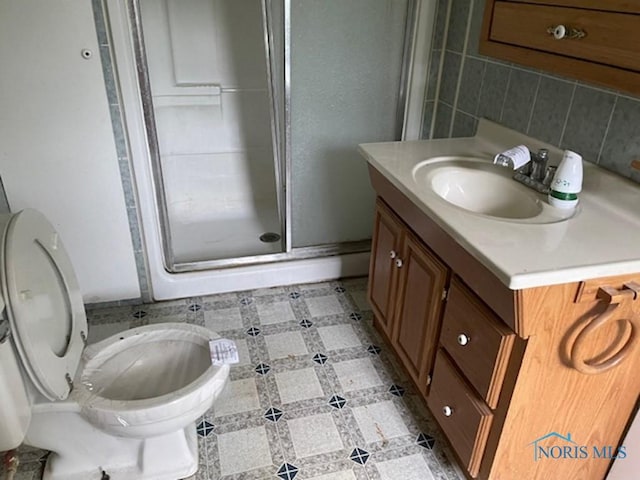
[423,0,640,184]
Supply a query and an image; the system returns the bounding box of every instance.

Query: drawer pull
[457,333,470,346]
[443,405,453,417]
[389,250,397,259]
[547,24,586,40]
[570,282,639,375]
[395,258,403,268]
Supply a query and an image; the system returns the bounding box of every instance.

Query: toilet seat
[73,323,229,438]
[0,210,86,401]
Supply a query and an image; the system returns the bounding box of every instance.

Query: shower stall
[106,0,431,299]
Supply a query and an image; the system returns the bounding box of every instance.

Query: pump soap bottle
[548,150,583,209]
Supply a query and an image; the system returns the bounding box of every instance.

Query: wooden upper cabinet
[480,0,640,95]
[505,0,640,12]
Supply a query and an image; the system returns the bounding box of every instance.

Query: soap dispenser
[548,150,583,209]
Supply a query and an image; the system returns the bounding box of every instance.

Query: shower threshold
[169,240,371,273]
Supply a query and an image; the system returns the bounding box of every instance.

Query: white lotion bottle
[548,150,583,209]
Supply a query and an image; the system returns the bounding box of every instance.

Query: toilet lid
[1,209,87,401]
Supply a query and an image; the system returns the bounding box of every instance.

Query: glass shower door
[289,0,410,248]
[138,0,284,266]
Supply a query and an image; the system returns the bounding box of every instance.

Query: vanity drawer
[428,349,493,478]
[440,278,515,409]
[490,2,640,72]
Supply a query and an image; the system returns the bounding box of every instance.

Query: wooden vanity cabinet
[479,0,640,96]
[367,165,640,480]
[368,199,449,396]
[369,197,520,476]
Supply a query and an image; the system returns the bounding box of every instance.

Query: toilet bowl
[0,209,230,480]
[75,323,228,438]
[26,323,229,480]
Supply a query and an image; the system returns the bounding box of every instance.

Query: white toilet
[0,209,230,480]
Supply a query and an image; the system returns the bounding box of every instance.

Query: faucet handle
[542,165,557,186]
[530,149,550,182]
[536,148,549,161]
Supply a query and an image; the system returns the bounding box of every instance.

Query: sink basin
[412,156,576,223]
[430,162,542,219]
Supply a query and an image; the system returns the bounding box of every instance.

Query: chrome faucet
[495,146,556,194]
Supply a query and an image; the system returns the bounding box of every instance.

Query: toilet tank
[0,297,32,450]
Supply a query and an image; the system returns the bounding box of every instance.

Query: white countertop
[358,120,640,290]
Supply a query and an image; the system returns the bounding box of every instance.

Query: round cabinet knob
[443,406,453,417]
[395,259,403,268]
[389,250,397,259]
[552,24,566,40]
[547,24,586,40]
[457,334,470,346]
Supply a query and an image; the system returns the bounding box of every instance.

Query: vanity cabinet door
[391,232,449,395]
[368,199,404,338]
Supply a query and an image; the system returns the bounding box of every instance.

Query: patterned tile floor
[3,278,465,480]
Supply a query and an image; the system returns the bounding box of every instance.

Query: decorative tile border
[90,0,150,301]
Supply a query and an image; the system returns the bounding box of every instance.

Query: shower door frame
[104,0,434,298]
[126,0,291,272]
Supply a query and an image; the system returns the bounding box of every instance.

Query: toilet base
[26,408,199,480]
[44,427,198,480]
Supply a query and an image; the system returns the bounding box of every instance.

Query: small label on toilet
[209,339,240,366]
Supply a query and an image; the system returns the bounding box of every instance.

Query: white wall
[0,0,140,303]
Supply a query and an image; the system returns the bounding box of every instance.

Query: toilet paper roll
[494,145,530,169]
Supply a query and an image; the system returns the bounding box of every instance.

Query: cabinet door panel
[368,200,403,337]
[392,233,448,394]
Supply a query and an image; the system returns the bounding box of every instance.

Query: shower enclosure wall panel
[141,0,281,264]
